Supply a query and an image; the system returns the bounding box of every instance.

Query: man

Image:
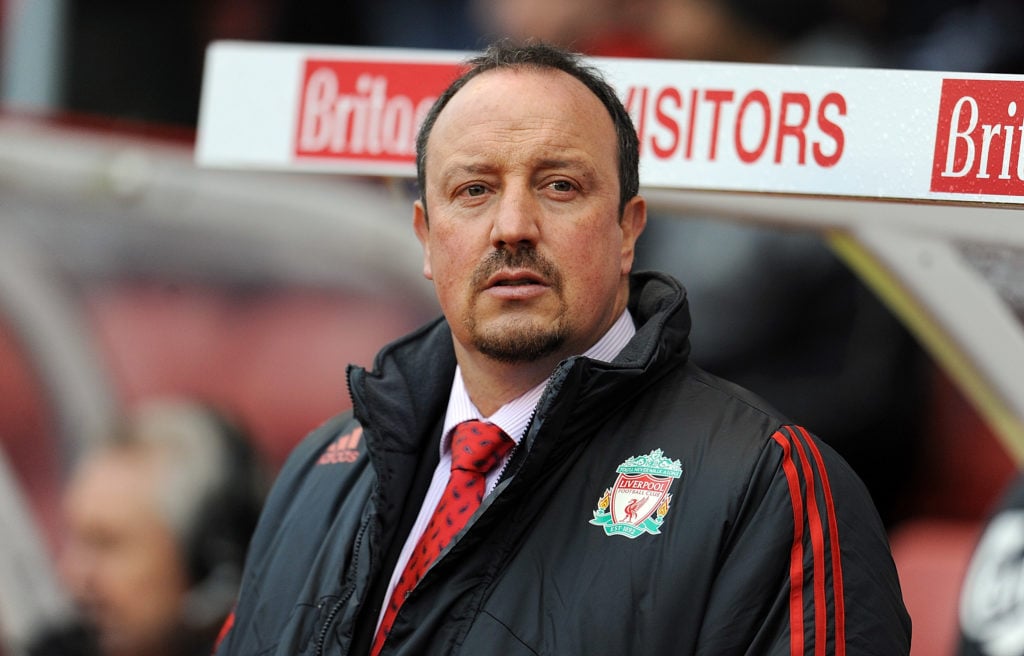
[958,472,1024,656]
[215,41,910,655]
[30,399,266,656]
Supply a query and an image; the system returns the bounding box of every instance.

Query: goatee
[467,246,567,363]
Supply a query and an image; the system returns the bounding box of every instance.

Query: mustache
[471,246,561,290]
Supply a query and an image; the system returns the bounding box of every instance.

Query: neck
[454,285,633,415]
[455,346,563,417]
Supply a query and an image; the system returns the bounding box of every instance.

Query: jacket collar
[348,271,691,455]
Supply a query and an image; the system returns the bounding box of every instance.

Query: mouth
[486,270,546,289]
[480,269,552,302]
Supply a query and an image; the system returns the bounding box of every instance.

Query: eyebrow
[440,157,592,181]
[535,157,588,170]
[435,163,495,192]
[536,157,597,184]
[443,162,497,178]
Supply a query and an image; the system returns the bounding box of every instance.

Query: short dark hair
[415,40,640,217]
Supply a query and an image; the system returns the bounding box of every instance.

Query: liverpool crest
[590,449,683,539]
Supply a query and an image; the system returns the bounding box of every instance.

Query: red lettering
[686,88,699,160]
[704,89,735,160]
[814,92,846,167]
[775,92,811,164]
[735,90,772,163]
[625,85,651,153]
[298,68,339,151]
[652,87,683,158]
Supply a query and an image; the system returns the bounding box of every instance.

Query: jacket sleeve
[696,425,911,656]
[213,413,361,655]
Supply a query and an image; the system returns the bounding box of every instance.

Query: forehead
[68,449,161,514]
[425,67,618,176]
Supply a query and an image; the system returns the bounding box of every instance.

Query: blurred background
[1,1,1023,655]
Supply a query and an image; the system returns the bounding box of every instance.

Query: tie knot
[450,420,514,474]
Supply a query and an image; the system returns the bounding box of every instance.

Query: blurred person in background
[957,471,1024,655]
[472,0,872,62]
[28,398,267,656]
[471,0,661,57]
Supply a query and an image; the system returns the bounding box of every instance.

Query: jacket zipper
[314,515,370,655]
[325,361,568,653]
[493,361,567,483]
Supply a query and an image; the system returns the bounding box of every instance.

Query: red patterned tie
[371,420,513,655]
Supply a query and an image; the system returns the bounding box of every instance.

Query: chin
[472,321,568,363]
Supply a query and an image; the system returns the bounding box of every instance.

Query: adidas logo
[318,427,363,465]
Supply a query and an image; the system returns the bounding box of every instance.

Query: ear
[619,195,647,275]
[413,200,434,281]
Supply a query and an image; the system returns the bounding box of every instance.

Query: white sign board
[198,40,1024,206]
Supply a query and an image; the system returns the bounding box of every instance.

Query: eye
[549,180,576,193]
[463,183,487,197]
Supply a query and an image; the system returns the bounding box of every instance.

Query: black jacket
[216,272,910,655]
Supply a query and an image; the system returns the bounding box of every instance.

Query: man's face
[415,67,645,364]
[60,449,190,656]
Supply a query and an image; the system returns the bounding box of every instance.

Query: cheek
[559,230,623,288]
[115,523,187,590]
[427,231,478,287]
[426,260,473,324]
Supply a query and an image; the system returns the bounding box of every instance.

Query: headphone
[178,405,267,631]
[115,399,268,634]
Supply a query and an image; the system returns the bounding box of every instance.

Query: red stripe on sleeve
[214,609,235,653]
[786,427,828,656]
[799,426,847,656]
[772,431,805,656]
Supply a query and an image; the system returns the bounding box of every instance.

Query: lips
[471,247,560,295]
[486,270,546,289]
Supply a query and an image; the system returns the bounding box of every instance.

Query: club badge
[590,449,683,539]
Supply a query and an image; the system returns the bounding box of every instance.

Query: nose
[490,185,540,249]
[59,540,95,600]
